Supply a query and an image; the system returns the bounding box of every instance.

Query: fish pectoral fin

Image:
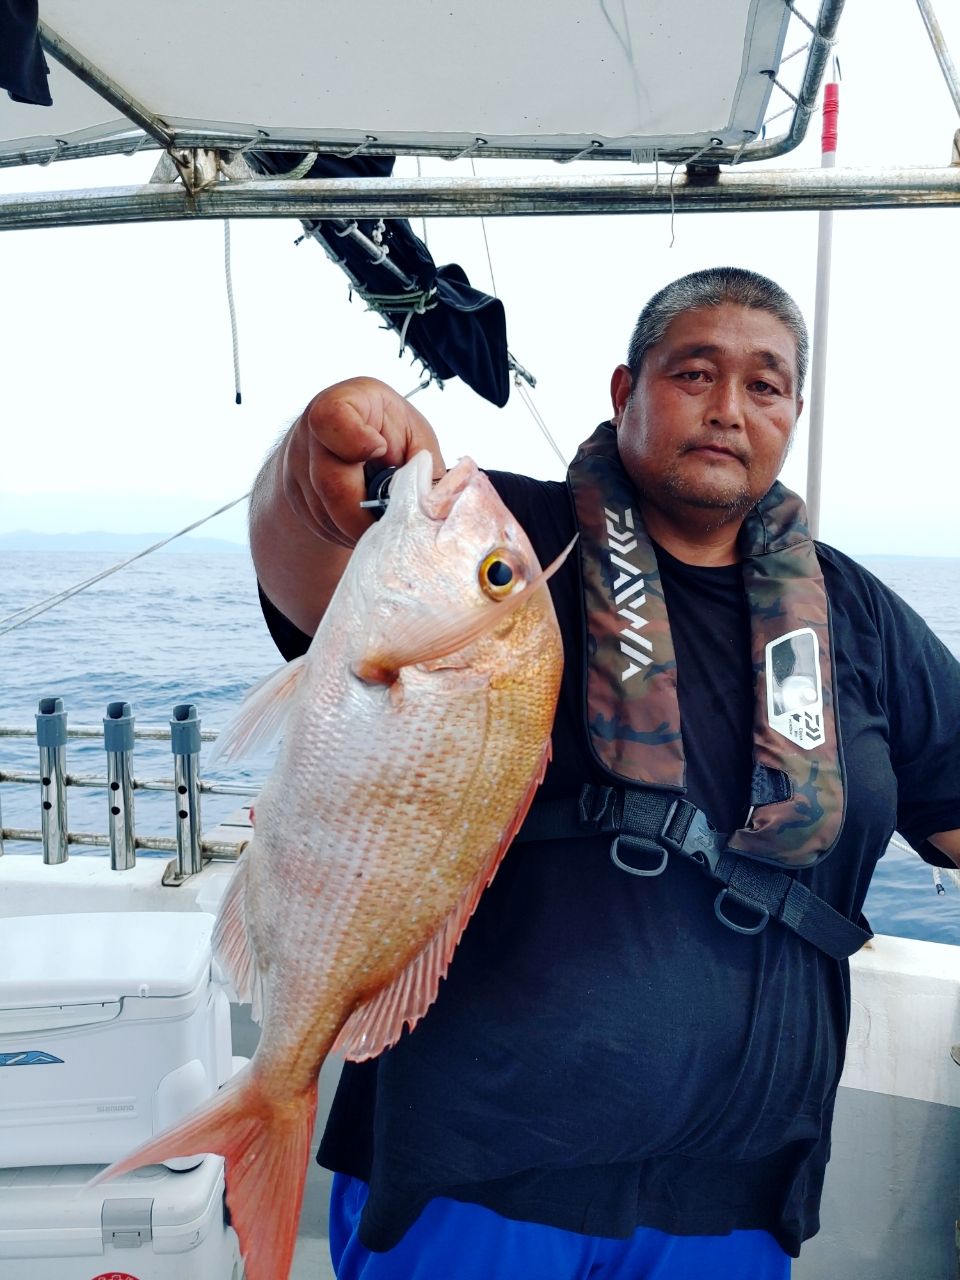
[208,655,308,765]
[352,535,577,681]
[212,851,265,1021]
[333,738,553,1063]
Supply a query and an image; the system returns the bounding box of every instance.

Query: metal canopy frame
[0,0,845,170]
[2,166,960,232]
[1,0,959,229]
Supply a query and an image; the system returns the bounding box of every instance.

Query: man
[251,267,960,1279]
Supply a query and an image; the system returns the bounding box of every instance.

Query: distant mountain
[0,530,247,554]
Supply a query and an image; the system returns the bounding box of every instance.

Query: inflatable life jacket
[518,422,870,961]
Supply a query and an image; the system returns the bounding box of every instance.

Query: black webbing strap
[708,850,870,960]
[515,785,871,961]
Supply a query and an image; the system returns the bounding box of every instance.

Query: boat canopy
[1,0,832,167]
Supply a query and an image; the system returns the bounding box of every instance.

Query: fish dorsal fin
[208,655,307,765]
[211,851,266,1023]
[333,740,552,1061]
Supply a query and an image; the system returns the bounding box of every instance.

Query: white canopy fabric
[0,0,795,162]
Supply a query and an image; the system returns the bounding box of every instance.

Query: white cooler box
[0,1157,242,1279]
[0,913,233,1168]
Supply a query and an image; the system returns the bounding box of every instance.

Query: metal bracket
[169,147,222,196]
[151,148,255,190]
[149,151,180,184]
[162,856,204,886]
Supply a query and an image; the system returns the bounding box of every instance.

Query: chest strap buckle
[604,790,728,880]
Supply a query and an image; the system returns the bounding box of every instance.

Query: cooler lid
[0,1157,226,1239]
[0,913,213,1006]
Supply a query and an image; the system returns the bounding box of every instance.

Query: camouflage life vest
[519,422,868,961]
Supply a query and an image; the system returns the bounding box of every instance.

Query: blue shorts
[329,1173,792,1280]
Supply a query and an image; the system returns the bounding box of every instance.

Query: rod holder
[171,703,203,878]
[104,701,136,870]
[36,696,68,864]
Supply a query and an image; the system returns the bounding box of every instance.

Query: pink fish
[93,452,568,1279]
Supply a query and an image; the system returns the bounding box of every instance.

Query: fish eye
[478,549,520,599]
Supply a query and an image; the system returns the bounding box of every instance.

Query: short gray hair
[625,267,808,394]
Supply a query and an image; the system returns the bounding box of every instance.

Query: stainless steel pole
[915,0,960,119]
[36,697,68,864]
[171,703,203,877]
[104,700,136,870]
[805,81,839,539]
[3,168,960,232]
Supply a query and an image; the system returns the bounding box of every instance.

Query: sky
[0,1,959,556]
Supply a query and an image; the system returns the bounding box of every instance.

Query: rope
[336,135,377,160]
[224,220,242,405]
[514,379,567,470]
[283,151,319,181]
[404,378,433,400]
[731,132,754,166]
[415,156,429,248]
[358,288,437,315]
[0,494,251,636]
[888,835,960,895]
[448,137,487,161]
[469,158,499,297]
[398,308,415,353]
[779,41,811,66]
[559,140,604,165]
[761,70,800,108]
[783,0,830,43]
[354,285,438,314]
[760,104,795,130]
[237,129,269,155]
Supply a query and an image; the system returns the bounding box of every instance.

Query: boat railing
[0,698,252,881]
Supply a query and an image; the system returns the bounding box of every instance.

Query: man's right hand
[281,377,446,548]
[250,377,445,636]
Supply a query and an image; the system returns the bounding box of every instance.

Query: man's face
[611,303,803,525]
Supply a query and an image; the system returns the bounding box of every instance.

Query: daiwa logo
[765,627,825,751]
[0,1051,64,1066]
[604,505,653,682]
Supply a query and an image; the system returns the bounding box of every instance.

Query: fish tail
[88,1064,318,1280]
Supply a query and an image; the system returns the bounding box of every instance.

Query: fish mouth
[419,455,479,520]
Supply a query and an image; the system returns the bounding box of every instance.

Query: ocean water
[1,548,959,945]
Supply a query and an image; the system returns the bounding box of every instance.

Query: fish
[91,450,568,1280]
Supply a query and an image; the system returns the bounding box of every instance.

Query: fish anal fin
[208,655,308,766]
[211,851,265,1022]
[333,739,552,1062]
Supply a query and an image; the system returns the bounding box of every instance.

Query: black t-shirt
[259,471,960,1257]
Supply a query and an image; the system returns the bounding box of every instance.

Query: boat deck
[294,1236,335,1280]
[1,854,956,1278]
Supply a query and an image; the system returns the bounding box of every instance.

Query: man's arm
[249,377,445,636]
[929,831,960,869]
